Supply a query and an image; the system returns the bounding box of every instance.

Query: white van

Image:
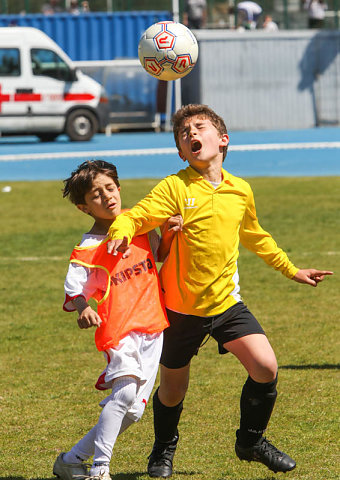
[0,27,109,141]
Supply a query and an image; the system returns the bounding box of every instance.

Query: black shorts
[160,302,265,369]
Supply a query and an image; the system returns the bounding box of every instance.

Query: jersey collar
[186,165,234,187]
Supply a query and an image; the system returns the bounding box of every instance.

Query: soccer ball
[138,21,198,81]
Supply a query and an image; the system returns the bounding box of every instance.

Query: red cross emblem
[0,84,10,113]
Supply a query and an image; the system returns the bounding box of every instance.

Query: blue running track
[0,127,339,181]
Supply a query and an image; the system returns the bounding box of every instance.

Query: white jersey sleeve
[63,233,107,312]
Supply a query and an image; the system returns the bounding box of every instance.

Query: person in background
[67,0,80,14]
[81,1,90,13]
[236,1,263,29]
[304,0,328,28]
[183,0,207,29]
[41,0,63,15]
[262,14,279,31]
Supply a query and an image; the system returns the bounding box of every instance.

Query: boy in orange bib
[53,160,182,480]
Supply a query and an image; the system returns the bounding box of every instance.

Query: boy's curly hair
[172,104,228,160]
[63,160,120,205]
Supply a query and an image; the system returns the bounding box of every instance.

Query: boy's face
[177,115,228,167]
[77,173,121,221]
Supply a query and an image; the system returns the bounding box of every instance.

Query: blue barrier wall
[0,11,171,61]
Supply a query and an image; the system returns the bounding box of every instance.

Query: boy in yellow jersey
[106,105,333,477]
[53,160,182,480]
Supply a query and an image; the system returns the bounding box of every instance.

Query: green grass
[0,177,339,480]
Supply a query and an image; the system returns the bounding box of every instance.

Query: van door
[29,47,76,132]
[0,47,29,132]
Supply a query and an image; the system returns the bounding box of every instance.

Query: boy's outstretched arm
[107,236,130,257]
[293,269,333,287]
[107,177,179,256]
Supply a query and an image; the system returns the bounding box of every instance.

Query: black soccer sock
[153,387,183,443]
[237,374,278,447]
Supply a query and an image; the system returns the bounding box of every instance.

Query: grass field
[0,176,339,480]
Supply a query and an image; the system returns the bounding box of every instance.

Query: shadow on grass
[0,478,56,480]
[280,363,339,370]
[218,477,276,480]
[0,474,279,480]
[111,472,200,479]
[0,473,200,480]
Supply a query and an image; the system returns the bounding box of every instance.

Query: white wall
[182,30,340,130]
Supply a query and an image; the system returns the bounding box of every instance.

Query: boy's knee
[111,376,138,410]
[159,365,190,406]
[251,357,278,383]
[159,384,187,406]
[125,399,146,423]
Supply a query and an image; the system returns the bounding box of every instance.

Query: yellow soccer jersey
[109,166,299,316]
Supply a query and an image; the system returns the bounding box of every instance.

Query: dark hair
[172,104,229,160]
[63,160,120,204]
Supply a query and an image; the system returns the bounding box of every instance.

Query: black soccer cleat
[235,436,296,473]
[147,435,179,478]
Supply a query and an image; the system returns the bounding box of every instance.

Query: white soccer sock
[64,426,97,463]
[91,376,138,471]
[63,416,135,464]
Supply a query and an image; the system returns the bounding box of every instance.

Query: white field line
[0,251,339,262]
[1,142,340,162]
[0,148,177,162]
[0,256,64,261]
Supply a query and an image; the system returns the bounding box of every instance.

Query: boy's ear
[220,133,229,148]
[178,150,186,162]
[76,204,89,214]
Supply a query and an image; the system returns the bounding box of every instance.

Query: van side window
[0,48,20,76]
[31,48,74,81]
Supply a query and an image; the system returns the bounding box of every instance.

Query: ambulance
[0,27,109,141]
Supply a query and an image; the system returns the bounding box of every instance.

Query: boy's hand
[293,269,333,287]
[77,305,102,329]
[167,214,184,232]
[160,214,183,235]
[107,236,131,258]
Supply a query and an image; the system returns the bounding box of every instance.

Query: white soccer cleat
[74,468,111,480]
[53,453,90,480]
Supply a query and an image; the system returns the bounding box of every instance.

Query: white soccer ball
[138,21,198,81]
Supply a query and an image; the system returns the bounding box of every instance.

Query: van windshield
[31,48,74,82]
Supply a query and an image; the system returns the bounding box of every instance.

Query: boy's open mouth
[191,140,202,153]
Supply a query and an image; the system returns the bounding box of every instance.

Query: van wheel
[65,109,98,141]
[38,133,59,142]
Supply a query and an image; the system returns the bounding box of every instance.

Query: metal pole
[334,0,339,29]
[165,81,174,132]
[1,0,8,14]
[173,0,182,113]
[173,0,180,22]
[165,0,182,131]
[283,0,289,29]
[107,0,113,12]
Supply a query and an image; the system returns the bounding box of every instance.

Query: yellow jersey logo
[184,198,197,209]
